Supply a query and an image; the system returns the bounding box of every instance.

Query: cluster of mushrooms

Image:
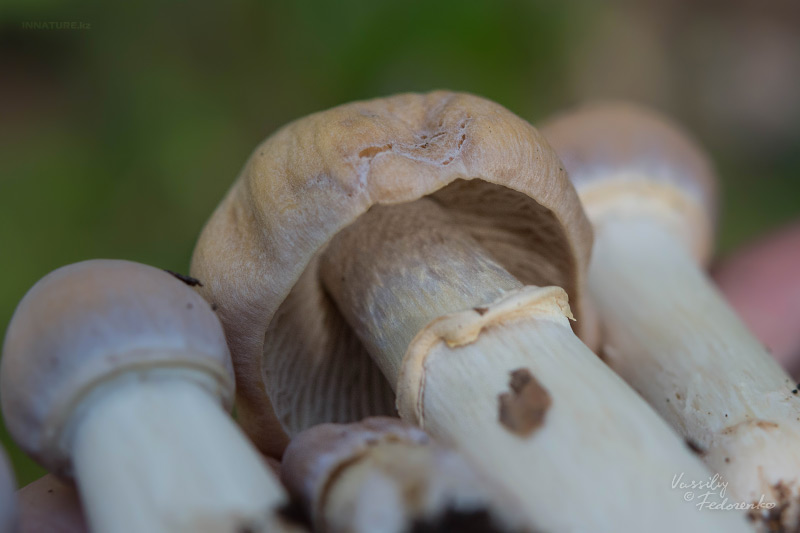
[1,91,798,533]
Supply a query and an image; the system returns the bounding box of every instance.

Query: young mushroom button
[541,102,800,531]
[281,417,530,533]
[0,260,304,533]
[191,91,750,532]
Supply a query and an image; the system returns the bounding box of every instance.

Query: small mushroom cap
[281,417,429,513]
[191,91,593,456]
[1,260,234,474]
[540,102,717,257]
[282,418,528,532]
[0,446,17,532]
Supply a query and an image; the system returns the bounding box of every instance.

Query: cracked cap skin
[190,91,593,457]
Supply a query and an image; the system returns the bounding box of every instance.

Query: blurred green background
[1,0,798,486]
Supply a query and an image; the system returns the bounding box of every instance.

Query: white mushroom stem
[320,200,750,532]
[589,214,800,519]
[64,368,300,533]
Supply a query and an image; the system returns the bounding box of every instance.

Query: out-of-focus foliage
[1,0,798,486]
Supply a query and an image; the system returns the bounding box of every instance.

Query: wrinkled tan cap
[0,260,234,474]
[540,102,717,262]
[191,91,593,457]
[0,446,17,533]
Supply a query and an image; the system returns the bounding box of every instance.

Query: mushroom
[191,91,592,457]
[0,260,304,533]
[281,417,523,533]
[18,475,87,533]
[281,417,529,533]
[192,91,750,531]
[1,446,17,533]
[541,102,800,529]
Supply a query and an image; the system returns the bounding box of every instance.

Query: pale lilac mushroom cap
[0,260,234,476]
[0,445,17,532]
[281,417,430,513]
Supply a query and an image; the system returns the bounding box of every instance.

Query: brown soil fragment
[721,419,779,435]
[498,368,551,437]
[746,482,800,533]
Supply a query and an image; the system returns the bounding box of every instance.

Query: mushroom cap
[191,91,593,456]
[540,102,717,260]
[282,417,527,532]
[0,446,17,533]
[1,260,234,474]
[281,417,429,514]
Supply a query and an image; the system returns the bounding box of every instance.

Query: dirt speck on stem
[498,368,551,437]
